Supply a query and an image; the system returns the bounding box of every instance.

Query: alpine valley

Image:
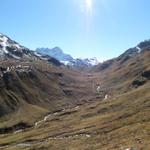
[0,33,149,150]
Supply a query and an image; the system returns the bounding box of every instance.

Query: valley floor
[0,82,149,150]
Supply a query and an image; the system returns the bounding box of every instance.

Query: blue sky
[0,0,150,61]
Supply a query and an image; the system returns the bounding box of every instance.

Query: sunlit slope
[91,48,150,95]
[0,35,149,150]
[0,59,94,128]
[0,83,149,150]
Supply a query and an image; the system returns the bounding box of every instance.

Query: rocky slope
[0,33,32,60]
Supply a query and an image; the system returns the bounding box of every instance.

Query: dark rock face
[0,122,31,134]
[63,90,73,96]
[142,70,150,79]
[0,105,9,118]
[54,73,64,77]
[3,72,13,89]
[138,40,150,49]
[132,70,150,88]
[6,46,31,58]
[40,55,62,66]
[0,67,7,72]
[132,79,146,88]
[47,57,62,66]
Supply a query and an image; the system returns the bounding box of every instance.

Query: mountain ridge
[36,47,99,67]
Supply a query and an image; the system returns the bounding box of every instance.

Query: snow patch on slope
[0,33,32,60]
[136,46,142,53]
[0,35,9,54]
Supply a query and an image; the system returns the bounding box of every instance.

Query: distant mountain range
[0,33,62,66]
[36,47,99,67]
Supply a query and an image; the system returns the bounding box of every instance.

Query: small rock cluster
[0,65,32,78]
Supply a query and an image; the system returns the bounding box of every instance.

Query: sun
[85,0,92,10]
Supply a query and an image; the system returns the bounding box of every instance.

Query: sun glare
[85,0,92,10]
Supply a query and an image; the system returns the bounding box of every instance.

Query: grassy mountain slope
[0,83,149,150]
[0,58,95,129]
[91,48,150,95]
[0,36,149,150]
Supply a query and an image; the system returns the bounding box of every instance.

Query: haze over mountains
[0,33,149,150]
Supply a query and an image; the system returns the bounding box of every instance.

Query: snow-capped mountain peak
[0,33,32,60]
[0,34,11,54]
[83,57,99,66]
[36,47,99,67]
[36,47,73,62]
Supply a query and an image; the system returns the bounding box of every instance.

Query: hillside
[0,34,95,130]
[91,41,150,96]
[0,36,149,150]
